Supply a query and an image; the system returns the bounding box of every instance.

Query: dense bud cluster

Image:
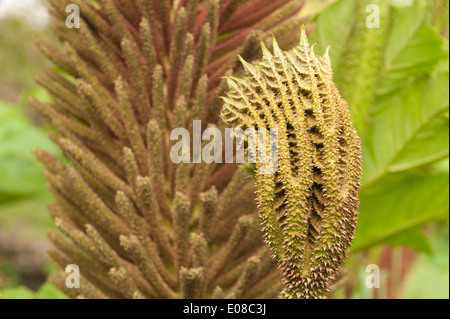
[34,0,306,299]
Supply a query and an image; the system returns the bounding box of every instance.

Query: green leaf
[383,227,432,254]
[310,0,358,68]
[353,172,449,252]
[378,1,449,94]
[0,286,35,299]
[0,103,59,239]
[310,0,448,134]
[428,158,450,173]
[0,103,61,200]
[311,0,448,92]
[35,283,68,299]
[363,71,449,187]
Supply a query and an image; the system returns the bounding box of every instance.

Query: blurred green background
[0,0,448,299]
[0,0,66,299]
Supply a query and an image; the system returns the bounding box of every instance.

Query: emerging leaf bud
[222,27,362,299]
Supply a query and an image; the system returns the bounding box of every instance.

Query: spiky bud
[35,0,307,299]
[222,27,362,299]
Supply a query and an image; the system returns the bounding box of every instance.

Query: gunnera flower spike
[34,0,307,299]
[221,27,362,299]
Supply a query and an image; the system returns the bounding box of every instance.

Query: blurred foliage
[0,95,62,297]
[0,101,57,198]
[0,99,61,237]
[0,282,67,299]
[0,15,55,104]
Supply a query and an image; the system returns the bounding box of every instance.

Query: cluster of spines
[222,27,362,299]
[33,0,307,299]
